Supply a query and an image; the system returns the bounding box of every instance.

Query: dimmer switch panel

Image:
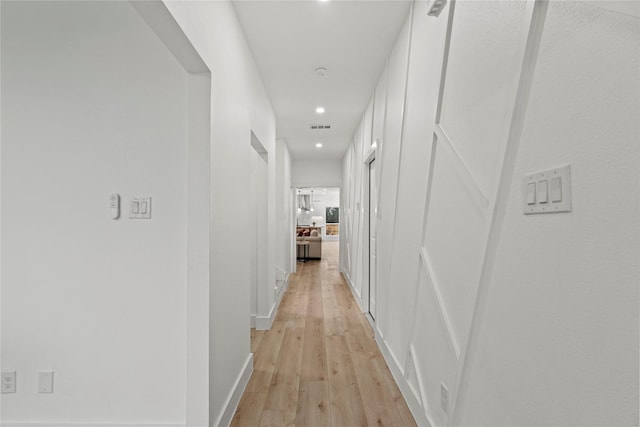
[129,197,152,219]
[523,165,571,214]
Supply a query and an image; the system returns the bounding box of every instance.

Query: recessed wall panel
[439,0,529,198]
[410,263,458,427]
[458,3,640,425]
[424,143,489,350]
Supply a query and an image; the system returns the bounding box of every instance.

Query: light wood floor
[231,241,417,427]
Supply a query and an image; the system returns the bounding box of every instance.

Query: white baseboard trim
[365,312,376,331]
[255,273,290,330]
[250,313,256,328]
[275,265,288,282]
[276,273,290,301]
[215,353,254,427]
[255,305,275,330]
[342,272,366,313]
[1,424,184,427]
[375,332,431,427]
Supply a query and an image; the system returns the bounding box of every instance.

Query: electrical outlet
[440,382,449,413]
[2,370,16,393]
[38,371,54,393]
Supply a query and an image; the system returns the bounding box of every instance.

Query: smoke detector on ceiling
[313,66,328,77]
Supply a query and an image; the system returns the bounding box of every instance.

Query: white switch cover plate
[523,165,571,214]
[2,370,16,393]
[129,197,152,219]
[38,371,54,393]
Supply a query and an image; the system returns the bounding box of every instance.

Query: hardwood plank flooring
[231,241,416,426]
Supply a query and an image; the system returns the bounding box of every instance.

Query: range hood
[297,194,311,212]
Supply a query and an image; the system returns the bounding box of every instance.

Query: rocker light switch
[550,177,562,202]
[537,180,549,204]
[129,197,152,219]
[526,182,536,205]
[523,165,571,214]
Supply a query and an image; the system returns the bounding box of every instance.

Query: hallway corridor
[231,242,416,426]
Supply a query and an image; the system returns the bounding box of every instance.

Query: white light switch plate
[2,370,16,393]
[38,371,54,393]
[129,196,152,219]
[523,165,571,214]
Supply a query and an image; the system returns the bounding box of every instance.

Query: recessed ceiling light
[315,107,325,114]
[315,143,323,148]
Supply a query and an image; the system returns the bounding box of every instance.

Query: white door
[369,159,377,320]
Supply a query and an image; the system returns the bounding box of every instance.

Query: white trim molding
[375,330,432,427]
[256,273,290,330]
[216,353,254,427]
[255,302,277,330]
[342,272,366,313]
[419,246,461,359]
[435,124,489,211]
[449,1,549,425]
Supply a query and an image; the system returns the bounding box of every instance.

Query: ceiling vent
[310,124,332,130]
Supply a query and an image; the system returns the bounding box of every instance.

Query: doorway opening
[250,132,268,328]
[294,187,340,265]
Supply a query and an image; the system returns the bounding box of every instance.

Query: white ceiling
[233,0,411,160]
[297,186,340,198]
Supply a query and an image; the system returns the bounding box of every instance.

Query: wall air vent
[310,124,332,130]
[427,0,447,17]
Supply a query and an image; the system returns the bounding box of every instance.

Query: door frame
[363,143,377,322]
[131,3,211,425]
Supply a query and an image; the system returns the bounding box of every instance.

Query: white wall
[1,1,189,423]
[163,1,280,423]
[275,139,293,293]
[1,0,286,425]
[292,159,342,188]
[249,144,268,326]
[340,1,639,426]
[458,2,639,425]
